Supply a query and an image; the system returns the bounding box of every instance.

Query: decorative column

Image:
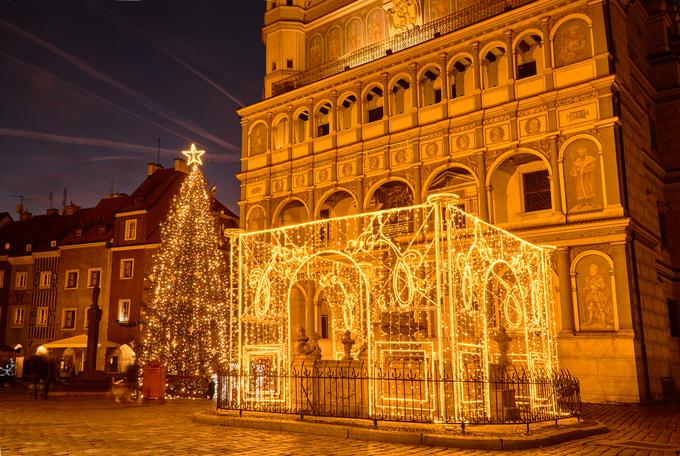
[557,247,575,332]
[355,81,364,132]
[549,135,563,214]
[476,151,489,221]
[471,42,482,110]
[438,52,449,116]
[85,286,102,373]
[241,117,250,159]
[266,112,273,158]
[381,72,390,122]
[409,63,418,111]
[331,90,338,148]
[286,105,294,149]
[308,97,315,141]
[504,30,515,100]
[541,17,554,91]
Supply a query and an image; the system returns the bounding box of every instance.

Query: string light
[140,151,229,395]
[227,193,559,419]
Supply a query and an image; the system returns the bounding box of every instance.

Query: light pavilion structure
[225,194,560,421]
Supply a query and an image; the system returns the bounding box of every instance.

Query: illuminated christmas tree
[141,144,228,385]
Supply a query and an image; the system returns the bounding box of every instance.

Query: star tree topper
[182,143,206,167]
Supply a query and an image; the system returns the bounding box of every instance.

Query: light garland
[140,152,229,395]
[226,193,559,421]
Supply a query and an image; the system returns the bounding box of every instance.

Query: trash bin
[142,360,166,400]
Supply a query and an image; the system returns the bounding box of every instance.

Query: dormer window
[4,242,9,250]
[50,240,57,248]
[26,244,32,252]
[75,229,83,238]
[125,219,137,241]
[97,225,106,235]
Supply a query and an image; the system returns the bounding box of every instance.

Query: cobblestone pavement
[1,393,679,455]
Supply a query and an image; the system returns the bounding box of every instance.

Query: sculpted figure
[341,330,355,360]
[582,263,610,328]
[388,0,420,30]
[308,36,322,67]
[570,146,597,211]
[295,327,309,355]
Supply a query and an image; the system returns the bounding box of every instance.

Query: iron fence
[272,0,538,96]
[217,361,580,427]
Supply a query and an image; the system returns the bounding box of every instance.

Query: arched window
[450,57,473,98]
[490,153,552,223]
[276,200,308,227]
[420,67,442,106]
[316,102,332,137]
[515,34,542,79]
[482,47,507,89]
[294,110,309,144]
[365,87,384,123]
[391,78,411,115]
[273,117,289,150]
[338,95,357,130]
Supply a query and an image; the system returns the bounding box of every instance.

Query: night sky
[0,0,266,217]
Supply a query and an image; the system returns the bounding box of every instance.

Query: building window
[523,170,552,212]
[320,314,328,339]
[26,244,32,252]
[669,299,679,338]
[87,268,101,288]
[36,306,49,327]
[39,271,51,289]
[15,272,27,289]
[118,299,131,323]
[286,59,293,69]
[0,270,4,289]
[124,219,137,241]
[65,270,79,289]
[97,225,106,235]
[271,61,277,71]
[62,309,76,330]
[365,87,384,123]
[316,102,331,137]
[120,259,134,279]
[84,311,89,330]
[11,306,24,327]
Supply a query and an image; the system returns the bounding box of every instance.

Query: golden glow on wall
[226,194,558,421]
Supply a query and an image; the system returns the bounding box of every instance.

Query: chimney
[63,202,81,216]
[20,211,32,221]
[147,162,163,176]
[174,157,189,174]
[46,208,59,215]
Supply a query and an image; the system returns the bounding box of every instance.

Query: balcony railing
[271,0,538,97]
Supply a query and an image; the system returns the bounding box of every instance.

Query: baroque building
[236,0,680,402]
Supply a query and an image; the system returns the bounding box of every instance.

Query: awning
[43,335,119,349]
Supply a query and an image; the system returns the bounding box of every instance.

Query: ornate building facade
[236,0,680,402]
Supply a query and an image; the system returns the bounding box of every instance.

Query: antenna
[157,137,161,165]
[49,192,54,209]
[62,188,68,208]
[110,175,115,196]
[11,194,35,214]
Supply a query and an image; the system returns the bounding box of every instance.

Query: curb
[192,411,608,450]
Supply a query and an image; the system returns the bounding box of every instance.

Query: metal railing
[272,0,538,97]
[217,361,580,427]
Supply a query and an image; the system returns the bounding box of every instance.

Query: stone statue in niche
[347,18,362,52]
[387,0,420,30]
[564,140,602,212]
[575,256,615,331]
[555,20,591,67]
[308,35,322,67]
[431,0,449,19]
[296,327,323,360]
[367,9,386,42]
[327,27,341,60]
[250,125,267,155]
